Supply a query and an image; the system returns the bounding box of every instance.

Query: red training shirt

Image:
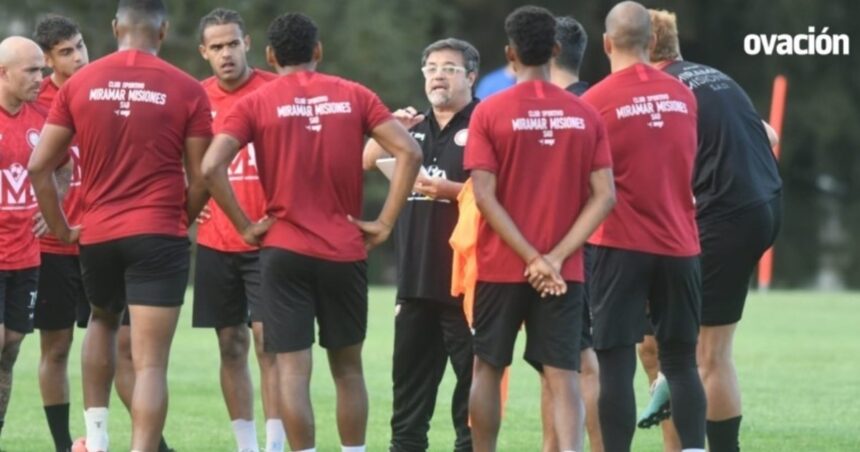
[46,49,213,245]
[36,77,82,255]
[220,70,392,262]
[197,69,276,253]
[0,103,44,269]
[582,63,700,256]
[464,80,613,282]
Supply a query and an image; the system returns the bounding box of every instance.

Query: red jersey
[0,103,44,270]
[46,49,213,245]
[582,63,700,256]
[197,69,276,253]
[36,77,82,255]
[464,80,612,282]
[221,70,392,262]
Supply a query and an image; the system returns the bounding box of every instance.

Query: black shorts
[700,196,782,326]
[79,235,190,314]
[590,246,701,350]
[260,248,367,353]
[473,282,583,372]
[193,245,263,328]
[0,267,38,334]
[35,253,90,330]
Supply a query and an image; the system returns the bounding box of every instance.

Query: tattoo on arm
[55,164,73,200]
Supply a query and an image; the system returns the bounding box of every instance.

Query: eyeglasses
[421,65,467,78]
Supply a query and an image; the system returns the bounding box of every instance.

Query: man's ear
[313,41,323,64]
[504,44,518,73]
[159,20,170,42]
[265,45,278,69]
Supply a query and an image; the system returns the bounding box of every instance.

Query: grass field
[1,289,858,451]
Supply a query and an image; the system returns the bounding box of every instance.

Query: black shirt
[566,80,590,96]
[663,60,782,225]
[393,99,477,304]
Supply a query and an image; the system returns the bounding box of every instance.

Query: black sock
[159,436,171,452]
[707,416,742,452]
[45,404,73,451]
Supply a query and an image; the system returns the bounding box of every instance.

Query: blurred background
[2,0,857,289]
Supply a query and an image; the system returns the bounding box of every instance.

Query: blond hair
[649,9,681,62]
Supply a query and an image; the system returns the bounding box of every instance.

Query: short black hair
[117,0,167,21]
[198,8,246,44]
[504,6,557,66]
[267,13,318,66]
[421,38,480,74]
[33,15,81,52]
[555,16,587,74]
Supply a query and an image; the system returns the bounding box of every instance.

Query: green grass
[1,290,859,451]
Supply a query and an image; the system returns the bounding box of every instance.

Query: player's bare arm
[536,168,615,295]
[28,123,78,243]
[184,135,212,223]
[201,133,272,245]
[471,169,566,294]
[350,119,422,250]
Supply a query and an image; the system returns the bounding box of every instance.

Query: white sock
[681,449,706,452]
[231,418,259,452]
[294,449,316,452]
[84,407,109,452]
[265,418,286,452]
[341,446,365,452]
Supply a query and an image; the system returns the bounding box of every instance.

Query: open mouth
[220,62,236,71]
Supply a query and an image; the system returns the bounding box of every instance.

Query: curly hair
[33,15,81,51]
[504,6,557,66]
[649,9,681,62]
[267,13,318,67]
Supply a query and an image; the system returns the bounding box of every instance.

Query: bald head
[0,36,44,67]
[0,36,45,104]
[605,1,652,53]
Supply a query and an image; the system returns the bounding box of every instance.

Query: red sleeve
[185,84,213,138]
[357,84,393,133]
[463,104,498,173]
[46,81,75,132]
[591,117,613,170]
[220,95,254,147]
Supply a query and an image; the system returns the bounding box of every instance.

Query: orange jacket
[450,178,510,414]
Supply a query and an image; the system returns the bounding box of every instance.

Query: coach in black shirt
[363,38,478,452]
[649,9,782,452]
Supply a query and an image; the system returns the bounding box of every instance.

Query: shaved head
[0,36,44,67]
[112,0,169,52]
[605,1,652,53]
[116,0,167,29]
[0,36,45,105]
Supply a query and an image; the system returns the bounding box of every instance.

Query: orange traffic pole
[758,75,787,290]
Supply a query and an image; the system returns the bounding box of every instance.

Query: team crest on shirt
[1,162,37,209]
[454,129,468,146]
[227,143,260,181]
[26,129,40,149]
